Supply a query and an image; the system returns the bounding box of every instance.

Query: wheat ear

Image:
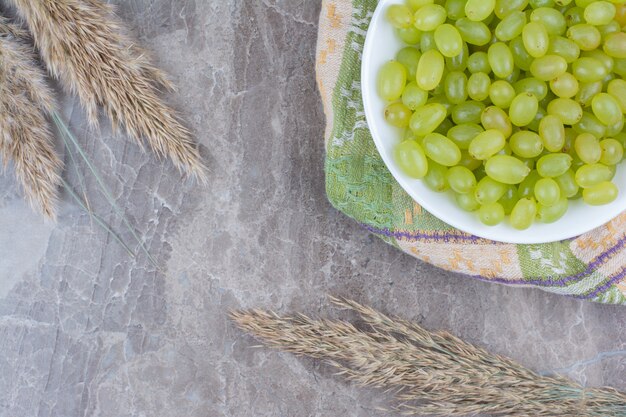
[0,18,61,218]
[8,0,206,182]
[231,297,626,416]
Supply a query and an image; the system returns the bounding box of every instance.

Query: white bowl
[361,0,626,244]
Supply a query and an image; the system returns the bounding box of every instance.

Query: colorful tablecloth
[316,0,626,304]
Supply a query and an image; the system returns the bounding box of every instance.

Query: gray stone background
[0,1,624,416]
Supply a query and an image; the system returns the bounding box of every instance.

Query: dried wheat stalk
[7,0,206,182]
[231,297,626,416]
[0,18,61,218]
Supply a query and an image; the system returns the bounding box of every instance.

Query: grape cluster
[379,0,626,229]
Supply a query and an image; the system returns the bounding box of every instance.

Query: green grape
[446,42,469,71]
[448,123,484,149]
[475,176,508,204]
[530,0,555,7]
[537,115,565,152]
[396,26,422,44]
[434,24,463,57]
[503,66,522,84]
[427,95,454,113]
[567,24,602,51]
[564,6,586,26]
[592,93,622,126]
[598,20,621,39]
[604,32,626,59]
[555,169,580,197]
[616,132,626,149]
[402,82,429,110]
[573,112,606,139]
[537,197,569,223]
[423,133,462,166]
[479,202,505,225]
[452,101,486,124]
[465,0,495,21]
[582,181,618,205]
[607,164,617,181]
[384,102,412,128]
[614,58,626,78]
[495,0,530,19]
[537,153,573,177]
[414,4,447,31]
[395,140,429,178]
[510,198,537,230]
[509,37,534,71]
[509,93,539,126]
[444,71,468,104]
[498,143,513,156]
[420,30,436,52]
[518,170,541,198]
[488,42,515,79]
[521,158,536,171]
[410,103,447,135]
[495,11,527,41]
[435,117,455,135]
[485,155,531,184]
[378,61,407,101]
[481,106,513,138]
[499,185,520,214]
[510,131,544,158]
[534,177,561,206]
[458,151,483,170]
[456,191,481,211]
[528,106,547,132]
[447,166,477,193]
[455,19,492,46]
[574,0,597,7]
[606,117,624,138]
[531,7,567,35]
[408,0,435,11]
[445,0,467,19]
[467,72,491,101]
[522,22,549,58]
[387,5,414,28]
[424,160,450,191]
[514,78,548,101]
[547,98,583,125]
[575,163,612,187]
[489,80,516,108]
[416,49,445,91]
[600,139,624,165]
[563,127,577,153]
[549,73,579,98]
[581,50,614,73]
[584,1,616,26]
[396,47,421,79]
[467,52,491,74]
[576,81,603,107]
[607,79,626,113]
[403,128,417,142]
[469,129,506,160]
[547,36,581,63]
[572,57,608,83]
[529,55,568,81]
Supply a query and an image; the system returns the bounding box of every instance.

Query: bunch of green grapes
[379,0,626,229]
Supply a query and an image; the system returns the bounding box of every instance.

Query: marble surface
[0,1,624,416]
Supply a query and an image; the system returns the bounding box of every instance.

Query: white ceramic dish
[361,0,626,244]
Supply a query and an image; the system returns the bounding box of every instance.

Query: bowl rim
[361,0,626,244]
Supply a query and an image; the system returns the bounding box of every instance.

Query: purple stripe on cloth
[362,223,626,291]
[575,267,626,300]
[362,224,485,243]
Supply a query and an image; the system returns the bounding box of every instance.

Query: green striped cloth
[316,0,626,304]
